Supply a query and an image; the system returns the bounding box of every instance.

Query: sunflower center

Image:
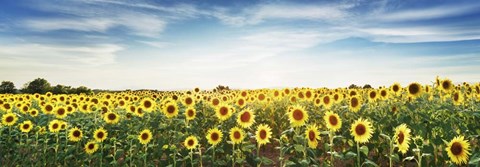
[450,142,463,155]
[292,109,304,121]
[323,96,330,104]
[108,113,116,120]
[259,130,267,139]
[212,99,220,106]
[351,98,359,107]
[185,98,192,105]
[144,101,152,108]
[306,91,312,98]
[370,92,376,99]
[52,123,59,129]
[129,106,136,112]
[167,105,175,113]
[6,116,13,123]
[240,111,251,123]
[211,132,219,141]
[46,105,53,111]
[308,131,315,141]
[88,144,94,149]
[258,94,265,100]
[238,99,244,106]
[233,131,241,139]
[397,132,404,144]
[97,132,104,138]
[57,108,65,115]
[355,124,366,135]
[442,81,450,90]
[453,93,459,101]
[381,90,387,97]
[187,109,195,117]
[188,139,194,146]
[141,133,149,140]
[219,107,228,116]
[393,85,399,92]
[409,84,419,94]
[329,115,338,126]
[23,124,30,129]
[73,130,81,137]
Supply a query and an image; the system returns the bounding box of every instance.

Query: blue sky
[1,0,479,90]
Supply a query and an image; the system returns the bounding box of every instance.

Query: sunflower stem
[232,144,235,167]
[257,144,262,167]
[356,142,360,167]
[389,136,394,167]
[329,130,334,166]
[100,142,103,167]
[190,149,193,167]
[212,146,215,167]
[55,132,59,166]
[144,144,148,167]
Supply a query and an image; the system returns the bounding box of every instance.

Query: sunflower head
[236,108,255,129]
[305,124,320,149]
[394,124,411,154]
[138,129,153,145]
[255,124,272,146]
[446,136,471,165]
[440,79,454,92]
[407,83,423,98]
[93,127,108,142]
[162,102,179,118]
[185,107,196,121]
[349,96,362,112]
[184,135,198,150]
[229,127,245,145]
[350,118,374,143]
[68,127,83,142]
[103,111,120,124]
[206,128,223,146]
[215,103,233,122]
[2,112,18,126]
[48,119,62,133]
[19,120,34,133]
[140,98,156,112]
[287,105,309,128]
[85,140,99,154]
[324,111,342,132]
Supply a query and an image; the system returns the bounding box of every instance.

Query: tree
[22,78,51,94]
[51,84,72,94]
[214,85,230,92]
[74,86,93,95]
[363,84,372,89]
[0,81,16,94]
[348,84,359,89]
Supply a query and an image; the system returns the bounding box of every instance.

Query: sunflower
[182,95,195,107]
[305,124,320,149]
[48,119,61,133]
[1,112,18,126]
[206,128,223,146]
[287,105,308,128]
[215,103,233,122]
[368,90,378,102]
[236,97,246,108]
[42,103,55,114]
[379,88,389,100]
[394,124,411,154]
[350,118,374,143]
[138,129,153,145]
[446,136,471,165]
[54,106,67,118]
[19,120,33,133]
[255,124,272,146]
[140,98,156,112]
[184,135,198,150]
[349,96,362,112]
[93,127,108,142]
[85,140,99,154]
[407,83,423,98]
[390,83,402,95]
[229,127,245,145]
[236,108,255,129]
[68,127,83,142]
[452,91,464,106]
[322,95,333,109]
[1,103,12,112]
[184,107,196,121]
[103,111,120,124]
[162,102,179,118]
[440,79,454,93]
[324,111,342,132]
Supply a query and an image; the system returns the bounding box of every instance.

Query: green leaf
[363,159,379,167]
[261,157,273,165]
[403,156,415,161]
[380,133,391,141]
[294,144,305,153]
[360,145,369,156]
[344,151,356,159]
[469,156,480,164]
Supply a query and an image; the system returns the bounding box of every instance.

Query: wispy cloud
[374,4,480,22]
[137,41,171,48]
[0,43,123,66]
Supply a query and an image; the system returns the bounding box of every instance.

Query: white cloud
[0,43,123,66]
[375,4,480,22]
[24,18,116,32]
[137,40,171,48]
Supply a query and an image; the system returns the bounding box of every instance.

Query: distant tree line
[0,78,93,95]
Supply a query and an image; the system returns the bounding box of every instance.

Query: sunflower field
[1,77,479,167]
